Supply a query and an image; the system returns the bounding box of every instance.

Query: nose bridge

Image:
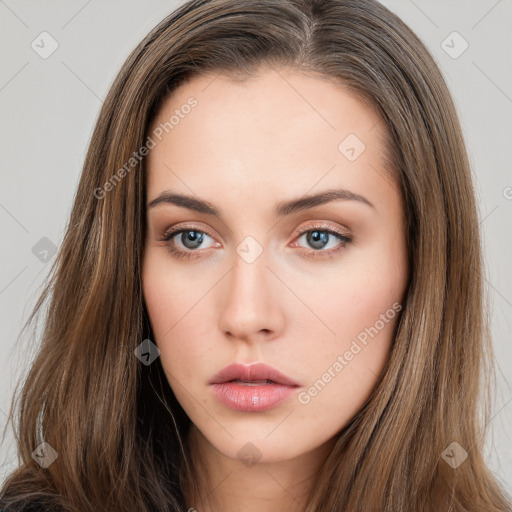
[217,240,281,340]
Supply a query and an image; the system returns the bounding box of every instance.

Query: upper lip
[209,363,300,386]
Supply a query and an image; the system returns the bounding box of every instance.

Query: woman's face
[142,66,409,464]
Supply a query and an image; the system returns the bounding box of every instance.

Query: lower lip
[210,381,298,412]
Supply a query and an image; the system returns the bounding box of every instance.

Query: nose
[217,248,285,344]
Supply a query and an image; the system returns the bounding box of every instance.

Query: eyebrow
[147,188,374,219]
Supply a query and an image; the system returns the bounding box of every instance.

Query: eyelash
[159,223,353,260]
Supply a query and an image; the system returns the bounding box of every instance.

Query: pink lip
[209,363,300,412]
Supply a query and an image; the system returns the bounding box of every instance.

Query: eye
[160,227,218,259]
[159,223,352,260]
[292,223,352,259]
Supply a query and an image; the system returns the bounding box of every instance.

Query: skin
[142,66,409,512]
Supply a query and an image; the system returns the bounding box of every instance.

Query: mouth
[209,363,300,412]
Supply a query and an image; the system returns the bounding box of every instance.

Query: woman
[1,0,511,510]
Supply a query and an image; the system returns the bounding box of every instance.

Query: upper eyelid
[161,222,215,240]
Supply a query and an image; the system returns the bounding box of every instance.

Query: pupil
[308,230,328,249]
[182,231,203,249]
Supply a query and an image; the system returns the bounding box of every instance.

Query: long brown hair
[1,0,511,510]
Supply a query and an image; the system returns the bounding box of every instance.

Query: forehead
[145,67,396,208]
[148,66,383,143]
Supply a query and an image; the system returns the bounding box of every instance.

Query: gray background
[1,0,511,493]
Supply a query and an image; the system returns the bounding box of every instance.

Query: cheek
[296,276,399,394]
[142,251,215,384]
[292,239,406,401]
[142,248,199,337]
[308,249,405,345]
[291,288,402,437]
